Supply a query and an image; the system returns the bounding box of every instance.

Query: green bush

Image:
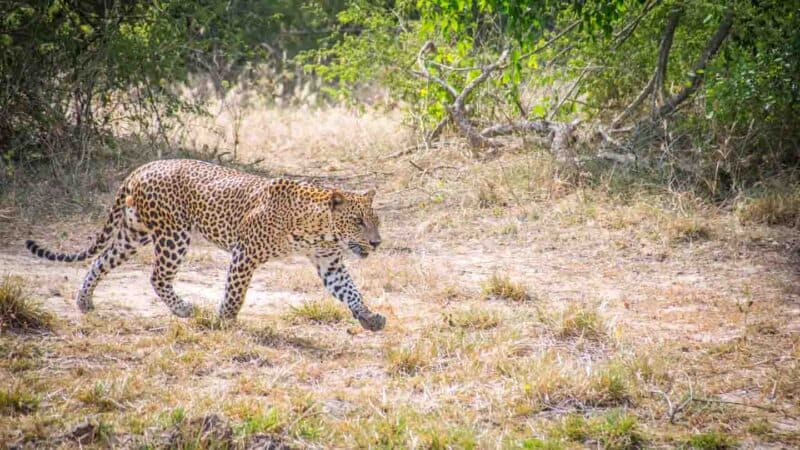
[303,0,800,197]
[0,0,349,171]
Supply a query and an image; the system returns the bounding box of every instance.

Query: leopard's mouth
[347,241,370,258]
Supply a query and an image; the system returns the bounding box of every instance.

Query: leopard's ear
[330,190,346,211]
[364,189,376,202]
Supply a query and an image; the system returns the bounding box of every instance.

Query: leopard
[25,159,386,331]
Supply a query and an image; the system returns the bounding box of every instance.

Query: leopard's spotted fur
[26,159,386,331]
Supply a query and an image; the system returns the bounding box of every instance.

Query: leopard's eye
[355,217,365,226]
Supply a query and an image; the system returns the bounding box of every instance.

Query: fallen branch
[692,397,789,416]
[414,41,582,156]
[479,119,581,163]
[596,151,636,165]
[480,120,552,138]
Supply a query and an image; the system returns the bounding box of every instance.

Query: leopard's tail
[25,189,128,263]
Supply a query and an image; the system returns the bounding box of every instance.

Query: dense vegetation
[2,0,798,197]
[0,0,347,169]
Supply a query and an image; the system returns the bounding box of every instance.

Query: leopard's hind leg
[76,227,147,312]
[150,228,194,318]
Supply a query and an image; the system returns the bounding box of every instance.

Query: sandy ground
[4,202,798,350]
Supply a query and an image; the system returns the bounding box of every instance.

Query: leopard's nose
[369,239,381,250]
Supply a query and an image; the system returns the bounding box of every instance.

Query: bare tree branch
[426,116,450,143]
[453,48,510,112]
[653,7,682,108]
[415,41,458,98]
[655,7,734,119]
[612,6,682,128]
[519,19,581,61]
[479,118,581,163]
[480,120,552,138]
[614,0,660,49]
[414,42,582,155]
[612,72,656,128]
[548,66,595,120]
[415,42,510,148]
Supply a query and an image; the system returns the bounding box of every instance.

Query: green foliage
[684,431,737,449]
[551,410,646,449]
[235,407,282,437]
[305,0,800,197]
[302,1,636,127]
[0,0,349,171]
[3,0,797,197]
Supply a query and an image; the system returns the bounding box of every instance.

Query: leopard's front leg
[312,252,386,331]
[218,246,257,320]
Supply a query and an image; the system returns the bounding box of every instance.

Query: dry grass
[558,305,607,341]
[446,307,502,330]
[737,188,800,227]
[0,275,54,333]
[178,104,409,172]
[0,384,39,415]
[664,216,712,243]
[385,341,430,375]
[482,273,531,302]
[1,105,799,448]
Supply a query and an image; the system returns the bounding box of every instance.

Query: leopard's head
[329,189,381,258]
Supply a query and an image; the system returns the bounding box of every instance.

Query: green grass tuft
[518,437,566,449]
[552,410,645,450]
[0,385,39,414]
[190,306,229,330]
[235,407,283,437]
[287,298,347,324]
[77,381,122,412]
[590,364,632,406]
[558,306,606,340]
[385,342,429,375]
[684,431,737,449]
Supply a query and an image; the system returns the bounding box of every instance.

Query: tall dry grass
[176,95,411,173]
